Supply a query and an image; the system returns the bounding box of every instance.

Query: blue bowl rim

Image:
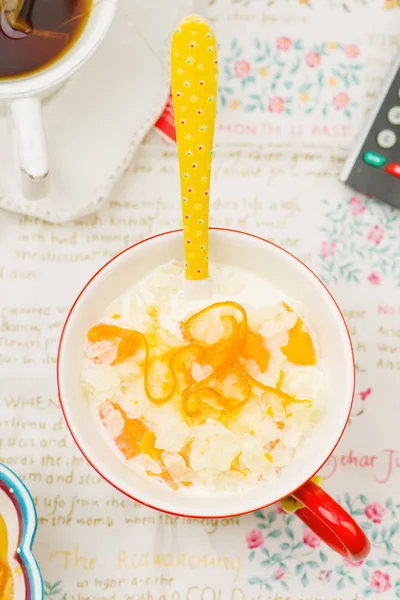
[0,463,44,599]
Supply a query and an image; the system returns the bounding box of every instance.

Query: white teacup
[57,228,370,560]
[0,0,116,196]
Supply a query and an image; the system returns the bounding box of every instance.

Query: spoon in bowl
[171,15,218,300]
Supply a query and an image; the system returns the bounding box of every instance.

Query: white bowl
[57,228,355,518]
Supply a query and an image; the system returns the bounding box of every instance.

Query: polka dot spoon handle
[171,15,218,285]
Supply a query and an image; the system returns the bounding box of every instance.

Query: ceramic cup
[57,228,370,561]
[0,0,116,198]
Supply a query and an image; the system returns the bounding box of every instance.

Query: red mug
[57,229,370,560]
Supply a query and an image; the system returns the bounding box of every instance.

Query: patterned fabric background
[1,1,400,599]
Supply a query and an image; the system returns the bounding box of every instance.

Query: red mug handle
[291,480,370,561]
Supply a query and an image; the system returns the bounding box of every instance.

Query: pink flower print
[344,44,360,58]
[333,92,350,110]
[276,37,292,51]
[305,50,322,68]
[234,59,251,78]
[365,502,386,524]
[367,224,385,245]
[371,570,391,593]
[268,96,284,113]
[303,528,321,548]
[276,503,285,514]
[360,387,372,401]
[318,570,331,581]
[321,240,336,258]
[349,196,366,215]
[368,271,381,285]
[344,558,364,567]
[246,529,264,549]
[274,567,286,580]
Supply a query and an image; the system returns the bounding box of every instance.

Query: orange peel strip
[213,366,252,410]
[171,343,206,389]
[182,387,225,420]
[181,301,248,345]
[242,330,271,373]
[88,325,177,404]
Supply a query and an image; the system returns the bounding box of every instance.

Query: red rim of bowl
[57,227,356,519]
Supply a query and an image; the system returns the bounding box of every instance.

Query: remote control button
[363,151,387,167]
[388,106,400,125]
[377,129,397,149]
[386,162,400,177]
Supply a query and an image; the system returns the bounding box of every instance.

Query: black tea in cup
[0,0,92,79]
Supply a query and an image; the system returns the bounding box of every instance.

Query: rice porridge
[81,260,328,491]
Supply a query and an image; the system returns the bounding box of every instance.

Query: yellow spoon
[171,15,218,298]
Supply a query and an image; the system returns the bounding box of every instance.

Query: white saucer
[0,0,193,224]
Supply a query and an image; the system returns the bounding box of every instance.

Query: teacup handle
[292,480,370,561]
[10,97,49,198]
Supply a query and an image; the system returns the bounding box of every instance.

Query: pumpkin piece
[87,324,145,365]
[99,402,149,459]
[281,318,316,366]
[115,331,145,364]
[87,323,124,343]
[137,430,163,462]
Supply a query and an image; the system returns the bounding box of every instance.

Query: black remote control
[340,52,400,210]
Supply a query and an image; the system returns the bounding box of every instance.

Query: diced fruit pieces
[89,298,319,490]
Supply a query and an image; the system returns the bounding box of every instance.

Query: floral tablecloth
[1,1,400,599]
